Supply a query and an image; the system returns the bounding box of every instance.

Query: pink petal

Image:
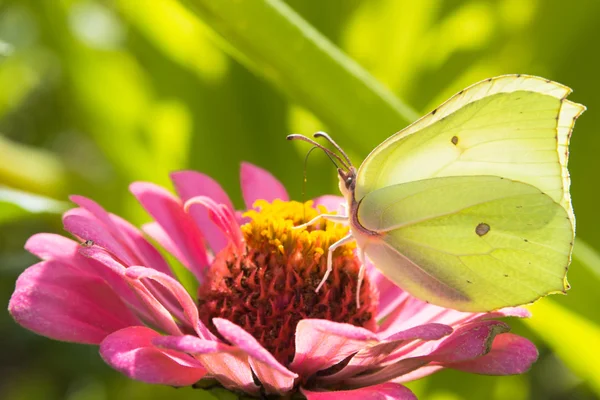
[81,248,182,336]
[429,320,510,363]
[63,208,136,266]
[290,319,377,377]
[319,324,452,384]
[26,234,153,321]
[312,195,344,212]
[302,382,416,400]
[213,318,298,395]
[366,264,406,321]
[142,222,184,262]
[240,162,288,209]
[443,333,538,375]
[171,170,234,254]
[183,196,243,254]
[69,196,171,276]
[125,266,215,340]
[344,321,510,388]
[393,365,444,383]
[9,260,141,344]
[109,214,173,276]
[130,182,210,281]
[154,334,260,395]
[25,233,85,268]
[100,326,206,386]
[379,291,529,337]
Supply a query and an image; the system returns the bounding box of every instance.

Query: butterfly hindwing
[357,175,571,311]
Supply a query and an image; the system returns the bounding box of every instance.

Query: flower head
[9,162,538,399]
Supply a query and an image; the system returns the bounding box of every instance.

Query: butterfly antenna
[314,131,353,168]
[302,146,318,221]
[287,134,350,171]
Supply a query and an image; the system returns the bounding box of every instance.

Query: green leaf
[180,0,419,151]
[0,186,70,224]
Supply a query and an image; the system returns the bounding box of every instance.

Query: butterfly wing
[352,75,584,311]
[356,176,571,311]
[355,75,585,222]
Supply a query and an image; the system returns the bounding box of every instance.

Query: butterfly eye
[346,176,353,186]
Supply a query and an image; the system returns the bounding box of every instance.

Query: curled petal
[81,248,182,336]
[130,182,210,281]
[184,196,244,254]
[171,170,234,254]
[125,266,215,340]
[345,321,510,388]
[290,319,378,377]
[9,260,141,344]
[319,323,452,385]
[100,326,206,386]
[428,320,510,363]
[213,318,298,395]
[302,382,416,400]
[154,334,260,395]
[240,162,288,209]
[68,196,171,275]
[109,213,173,276]
[443,333,538,375]
[63,208,136,266]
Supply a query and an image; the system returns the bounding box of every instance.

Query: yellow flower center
[197,200,377,366]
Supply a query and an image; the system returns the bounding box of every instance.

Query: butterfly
[288,74,585,312]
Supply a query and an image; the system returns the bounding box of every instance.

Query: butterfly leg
[356,247,367,308]
[294,214,348,230]
[316,233,355,293]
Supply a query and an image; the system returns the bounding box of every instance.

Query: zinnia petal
[240,162,288,209]
[153,334,261,395]
[125,266,215,340]
[130,182,210,281]
[170,170,234,254]
[213,318,298,395]
[69,195,172,275]
[442,333,538,375]
[312,195,344,212]
[302,382,416,400]
[318,324,453,384]
[9,260,141,344]
[290,319,378,377]
[100,326,206,386]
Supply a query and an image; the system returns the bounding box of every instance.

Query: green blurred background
[1,0,599,399]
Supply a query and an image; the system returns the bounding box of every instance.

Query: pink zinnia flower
[9,162,537,399]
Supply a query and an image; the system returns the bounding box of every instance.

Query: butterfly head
[337,166,357,199]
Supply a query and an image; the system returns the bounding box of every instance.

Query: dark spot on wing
[487,78,492,82]
[476,223,490,236]
[504,274,509,277]
[516,205,522,208]
[432,108,437,115]
[466,280,472,284]
[516,74,522,77]
[451,136,459,145]
[524,239,529,242]
[458,90,464,95]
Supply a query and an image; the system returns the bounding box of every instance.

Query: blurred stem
[181,0,419,150]
[573,238,600,280]
[525,298,600,396]
[0,135,68,198]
